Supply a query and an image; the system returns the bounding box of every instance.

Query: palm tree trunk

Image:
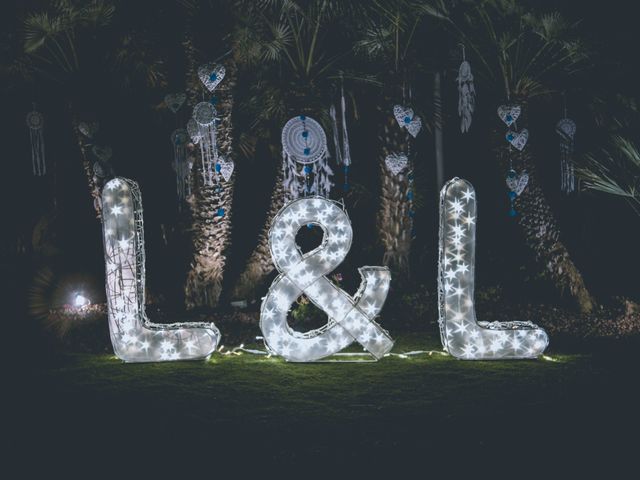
[378,101,413,279]
[497,101,593,313]
[182,27,237,309]
[231,158,285,301]
[434,71,444,190]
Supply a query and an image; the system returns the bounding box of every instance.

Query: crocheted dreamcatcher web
[193,101,216,126]
[281,115,327,165]
[281,115,333,201]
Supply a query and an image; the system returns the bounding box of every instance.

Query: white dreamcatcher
[557,118,576,194]
[281,115,333,201]
[456,44,476,133]
[26,106,46,176]
[189,62,233,188]
[192,101,219,186]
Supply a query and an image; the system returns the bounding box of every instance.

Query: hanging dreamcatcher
[556,118,576,194]
[556,97,577,195]
[170,128,192,201]
[26,107,46,176]
[188,62,233,188]
[192,101,219,186]
[456,44,476,133]
[498,104,529,216]
[281,115,333,201]
[330,78,352,191]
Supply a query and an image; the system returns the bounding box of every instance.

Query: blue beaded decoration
[217,208,225,217]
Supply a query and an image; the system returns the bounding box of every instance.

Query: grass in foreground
[14,333,639,472]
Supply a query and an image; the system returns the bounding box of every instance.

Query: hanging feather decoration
[457,45,476,133]
[170,128,191,202]
[26,107,46,176]
[281,115,332,201]
[556,118,577,194]
[329,81,352,191]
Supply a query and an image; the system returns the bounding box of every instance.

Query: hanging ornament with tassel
[281,115,332,202]
[457,44,476,133]
[26,104,46,176]
[556,95,577,194]
[330,77,352,191]
[170,128,191,202]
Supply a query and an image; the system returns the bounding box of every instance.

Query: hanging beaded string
[340,75,350,192]
[406,84,416,237]
[506,147,518,217]
[299,115,313,196]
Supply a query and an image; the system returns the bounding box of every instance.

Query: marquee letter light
[260,197,394,362]
[101,177,220,362]
[438,178,549,359]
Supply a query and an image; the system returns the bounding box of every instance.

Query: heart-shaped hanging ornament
[78,121,99,139]
[405,116,422,138]
[506,169,529,196]
[556,118,576,140]
[393,105,422,137]
[165,92,186,113]
[198,63,225,91]
[384,153,408,176]
[217,156,235,182]
[92,145,112,162]
[505,128,529,151]
[187,118,201,144]
[497,105,521,127]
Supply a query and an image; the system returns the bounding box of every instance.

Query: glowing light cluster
[438,178,549,359]
[101,177,220,362]
[260,197,394,362]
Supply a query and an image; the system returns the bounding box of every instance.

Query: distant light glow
[438,178,549,359]
[73,293,90,308]
[260,197,394,362]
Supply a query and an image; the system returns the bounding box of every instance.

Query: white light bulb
[74,294,89,308]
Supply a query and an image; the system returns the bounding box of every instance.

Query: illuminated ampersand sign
[101,177,220,362]
[438,178,549,359]
[260,197,394,362]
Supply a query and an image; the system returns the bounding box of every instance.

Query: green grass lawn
[14,333,640,474]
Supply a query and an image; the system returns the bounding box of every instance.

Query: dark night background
[2,0,640,474]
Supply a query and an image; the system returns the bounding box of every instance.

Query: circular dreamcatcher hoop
[193,102,217,127]
[281,115,327,165]
[26,111,43,130]
[281,115,332,201]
